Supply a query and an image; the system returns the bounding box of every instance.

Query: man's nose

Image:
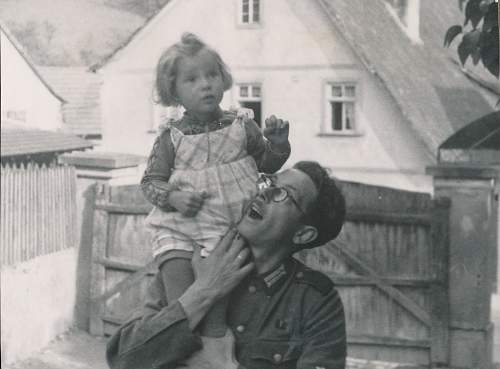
[257,188,271,203]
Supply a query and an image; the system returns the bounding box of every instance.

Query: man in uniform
[106,161,347,369]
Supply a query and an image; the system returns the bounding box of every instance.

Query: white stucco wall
[0,30,63,131]
[99,0,432,192]
[0,248,78,365]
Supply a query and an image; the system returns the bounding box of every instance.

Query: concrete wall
[1,248,78,365]
[0,29,63,130]
[98,0,432,193]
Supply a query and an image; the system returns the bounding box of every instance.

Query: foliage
[444,0,499,78]
[7,20,75,65]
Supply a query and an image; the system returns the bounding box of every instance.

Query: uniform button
[273,353,283,363]
[236,325,245,333]
[296,272,304,278]
[248,285,257,293]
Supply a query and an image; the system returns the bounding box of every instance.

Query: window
[324,83,357,134]
[239,0,260,25]
[151,104,184,132]
[237,83,262,127]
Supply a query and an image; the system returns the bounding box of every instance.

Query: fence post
[427,165,499,369]
[89,183,110,336]
[429,196,450,367]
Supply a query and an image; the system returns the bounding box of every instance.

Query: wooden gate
[89,181,450,366]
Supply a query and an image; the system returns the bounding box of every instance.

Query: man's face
[238,169,318,247]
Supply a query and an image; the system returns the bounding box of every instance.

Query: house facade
[94,0,496,193]
[0,24,65,132]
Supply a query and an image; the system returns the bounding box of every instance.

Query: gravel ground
[3,330,108,369]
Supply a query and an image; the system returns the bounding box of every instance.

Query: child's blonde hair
[155,33,233,107]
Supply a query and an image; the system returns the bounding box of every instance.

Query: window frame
[235,82,263,128]
[237,0,261,27]
[321,81,361,136]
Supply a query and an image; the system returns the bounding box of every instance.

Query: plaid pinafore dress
[146,114,259,259]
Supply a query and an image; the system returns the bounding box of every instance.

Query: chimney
[385,0,421,43]
[406,0,421,42]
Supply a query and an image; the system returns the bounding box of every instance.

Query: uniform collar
[252,258,297,296]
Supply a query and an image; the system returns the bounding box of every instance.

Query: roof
[89,0,175,71]
[38,67,102,136]
[318,0,495,157]
[1,122,93,157]
[440,111,500,150]
[0,0,146,67]
[0,22,65,103]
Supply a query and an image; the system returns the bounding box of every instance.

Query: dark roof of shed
[1,122,93,157]
[318,0,495,157]
[38,67,102,136]
[440,111,500,150]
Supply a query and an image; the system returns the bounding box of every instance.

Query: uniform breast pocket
[249,340,301,369]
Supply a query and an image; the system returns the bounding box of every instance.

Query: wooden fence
[89,181,450,366]
[1,164,77,266]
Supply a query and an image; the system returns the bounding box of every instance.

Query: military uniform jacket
[106,257,346,369]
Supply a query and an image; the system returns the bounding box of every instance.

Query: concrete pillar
[427,165,499,369]
[59,152,146,331]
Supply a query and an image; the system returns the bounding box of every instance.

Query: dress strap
[169,125,184,146]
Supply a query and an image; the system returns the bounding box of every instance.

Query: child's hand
[263,115,289,146]
[168,190,211,217]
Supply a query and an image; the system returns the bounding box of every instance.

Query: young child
[140,32,290,356]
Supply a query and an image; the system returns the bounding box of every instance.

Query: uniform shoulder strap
[294,266,334,296]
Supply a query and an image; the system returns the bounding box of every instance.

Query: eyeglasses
[256,174,307,217]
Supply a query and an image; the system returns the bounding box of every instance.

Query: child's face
[174,49,224,121]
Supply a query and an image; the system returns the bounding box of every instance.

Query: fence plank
[332,241,432,327]
[1,164,77,266]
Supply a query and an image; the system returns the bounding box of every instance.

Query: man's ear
[292,225,318,245]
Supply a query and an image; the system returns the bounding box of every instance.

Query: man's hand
[178,229,254,331]
[192,229,253,299]
[168,190,210,217]
[263,115,289,146]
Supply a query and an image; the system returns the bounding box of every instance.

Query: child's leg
[158,251,194,303]
[158,250,228,338]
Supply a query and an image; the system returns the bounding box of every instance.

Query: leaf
[444,25,463,47]
[482,2,498,32]
[472,48,481,64]
[464,0,483,28]
[464,29,482,46]
[458,39,470,65]
[457,30,480,65]
[480,26,499,77]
